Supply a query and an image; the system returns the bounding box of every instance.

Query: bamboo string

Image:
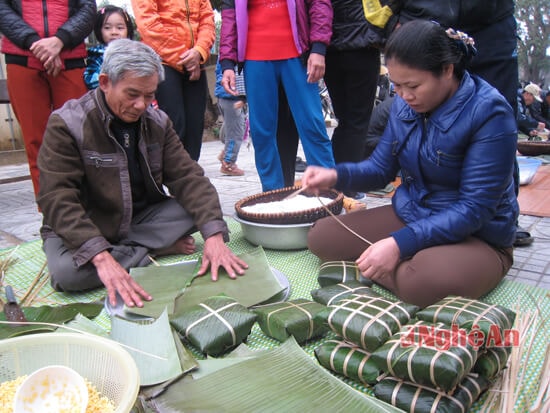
[0,320,167,360]
[148,255,161,266]
[317,196,373,246]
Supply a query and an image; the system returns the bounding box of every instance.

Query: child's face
[102,13,128,44]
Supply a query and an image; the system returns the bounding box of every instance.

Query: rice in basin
[241,195,334,214]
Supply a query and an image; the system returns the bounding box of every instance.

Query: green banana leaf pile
[317,260,371,287]
[311,280,375,306]
[170,295,257,357]
[314,339,381,385]
[416,296,516,347]
[253,299,327,343]
[374,374,490,413]
[316,292,420,352]
[370,320,479,392]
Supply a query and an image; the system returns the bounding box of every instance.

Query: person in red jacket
[0,0,96,198]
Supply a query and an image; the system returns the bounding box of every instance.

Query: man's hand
[178,49,201,81]
[196,233,248,281]
[30,37,63,68]
[306,53,325,83]
[91,251,152,308]
[356,237,401,282]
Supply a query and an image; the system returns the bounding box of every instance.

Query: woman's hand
[356,237,401,282]
[306,53,325,83]
[178,49,201,80]
[221,69,238,96]
[301,166,337,194]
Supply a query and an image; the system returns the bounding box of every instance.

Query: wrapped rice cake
[311,280,375,306]
[416,296,516,348]
[170,295,257,356]
[253,299,327,343]
[315,293,419,352]
[374,374,490,413]
[473,346,511,379]
[370,320,478,392]
[317,261,372,287]
[314,339,381,385]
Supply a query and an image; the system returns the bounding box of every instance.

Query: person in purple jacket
[218,0,335,191]
[303,21,519,307]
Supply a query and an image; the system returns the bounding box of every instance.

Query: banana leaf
[315,293,419,352]
[110,309,187,386]
[170,295,257,357]
[173,246,285,313]
[0,302,103,339]
[314,339,381,385]
[373,374,490,413]
[473,346,511,379]
[124,260,198,318]
[151,337,403,412]
[58,313,109,337]
[253,299,327,343]
[416,296,516,348]
[370,320,478,392]
[317,260,372,287]
[311,281,375,306]
[139,329,200,400]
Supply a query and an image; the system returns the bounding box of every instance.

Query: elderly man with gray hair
[37,39,247,308]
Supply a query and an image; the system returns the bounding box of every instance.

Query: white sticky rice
[241,195,333,214]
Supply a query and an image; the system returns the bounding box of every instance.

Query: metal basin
[234,215,312,250]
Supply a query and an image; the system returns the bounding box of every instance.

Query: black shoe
[295,156,308,173]
[514,229,534,247]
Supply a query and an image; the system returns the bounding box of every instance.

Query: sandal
[513,230,534,247]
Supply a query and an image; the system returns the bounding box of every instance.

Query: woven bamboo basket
[516,140,550,156]
[235,186,344,225]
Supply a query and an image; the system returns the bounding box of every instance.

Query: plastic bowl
[14,365,88,413]
[0,333,140,413]
[517,156,542,185]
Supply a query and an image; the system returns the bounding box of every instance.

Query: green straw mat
[1,218,548,412]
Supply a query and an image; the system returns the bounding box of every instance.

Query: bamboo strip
[27,274,51,306]
[19,260,48,306]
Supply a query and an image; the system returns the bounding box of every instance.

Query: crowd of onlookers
[0,0,544,250]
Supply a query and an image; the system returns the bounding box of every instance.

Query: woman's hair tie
[100,7,105,14]
[445,28,477,60]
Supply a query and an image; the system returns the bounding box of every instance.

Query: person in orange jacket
[131,0,216,161]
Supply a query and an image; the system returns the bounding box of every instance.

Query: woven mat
[1,218,548,412]
[518,164,550,217]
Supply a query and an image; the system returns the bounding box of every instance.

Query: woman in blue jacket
[303,20,519,307]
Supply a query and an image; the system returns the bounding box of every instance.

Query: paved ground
[0,139,548,289]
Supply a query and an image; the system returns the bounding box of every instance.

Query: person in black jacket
[398,0,534,246]
[324,0,401,199]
